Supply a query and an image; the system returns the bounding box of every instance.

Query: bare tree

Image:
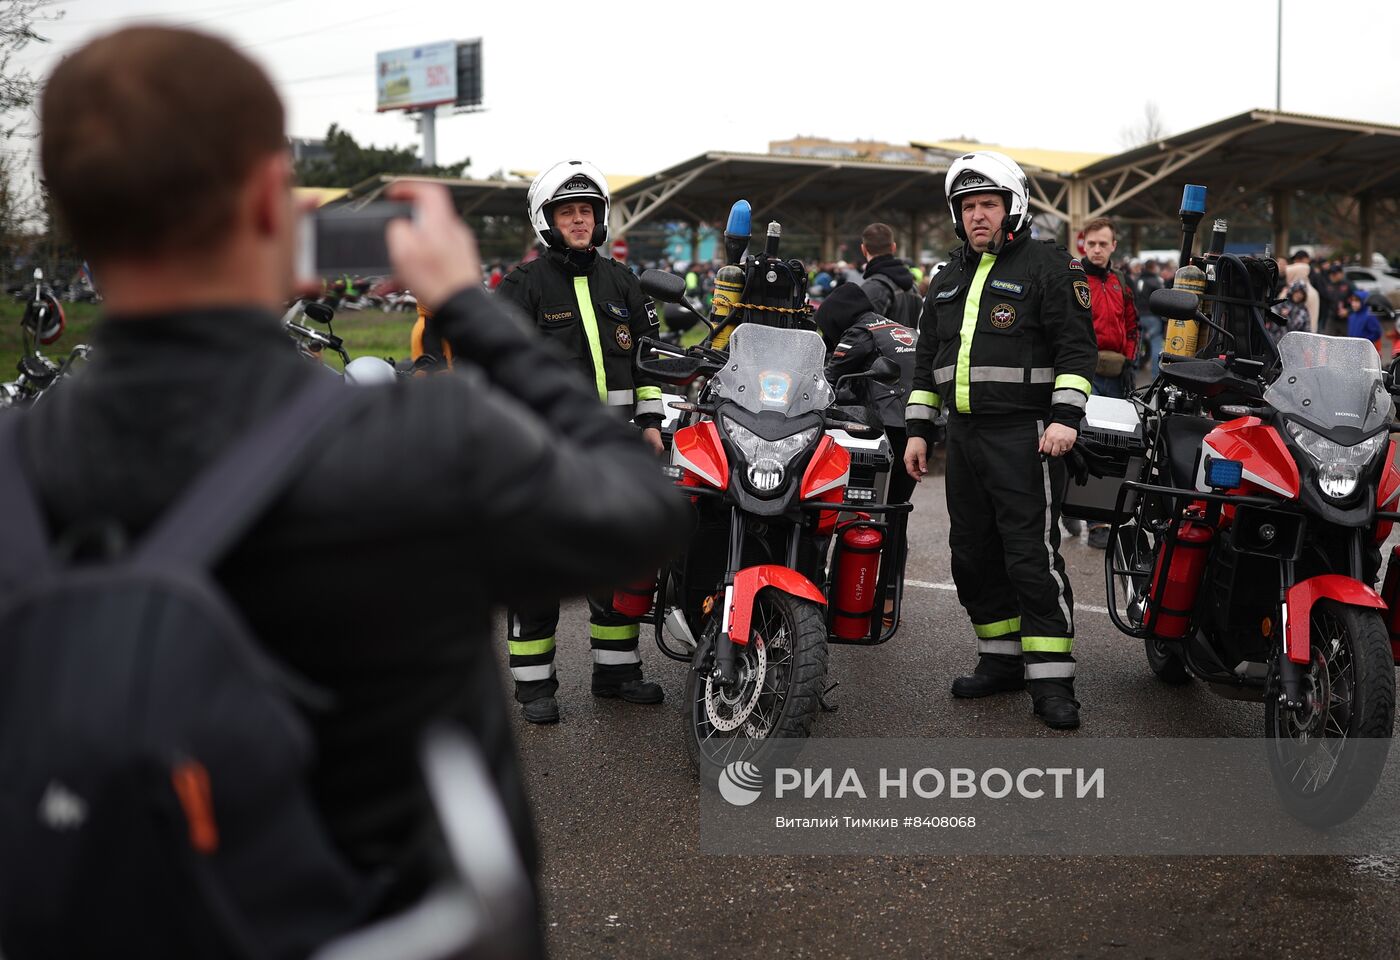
[1120,101,1168,148]
[2,0,61,136]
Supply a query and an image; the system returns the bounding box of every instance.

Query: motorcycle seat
[1162,415,1216,490]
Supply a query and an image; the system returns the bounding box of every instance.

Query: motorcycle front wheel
[685,588,828,784]
[1264,600,1395,827]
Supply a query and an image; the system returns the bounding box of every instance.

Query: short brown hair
[41,27,285,260]
[1083,217,1116,238]
[861,222,896,256]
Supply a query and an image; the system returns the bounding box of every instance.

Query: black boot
[951,655,1025,699]
[1032,695,1081,730]
[521,696,560,725]
[592,675,664,704]
[1029,678,1080,730]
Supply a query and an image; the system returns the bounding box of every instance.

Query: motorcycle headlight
[721,417,818,494]
[1285,422,1387,500]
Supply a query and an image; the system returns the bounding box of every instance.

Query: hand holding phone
[296,201,414,284]
[383,182,483,311]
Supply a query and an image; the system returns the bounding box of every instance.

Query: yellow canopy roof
[510,170,642,193]
[293,187,349,207]
[913,140,1110,175]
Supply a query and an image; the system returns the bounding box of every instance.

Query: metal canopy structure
[1053,110,1400,258]
[331,110,1400,262]
[338,173,530,216]
[609,152,952,261]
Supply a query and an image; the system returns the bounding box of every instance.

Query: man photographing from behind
[17,25,686,955]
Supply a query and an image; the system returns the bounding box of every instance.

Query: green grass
[0,301,419,377]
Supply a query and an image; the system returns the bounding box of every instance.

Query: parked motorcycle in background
[0,268,92,410]
[1066,185,1398,826]
[280,299,400,385]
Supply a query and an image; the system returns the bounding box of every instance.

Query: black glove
[1064,444,1089,486]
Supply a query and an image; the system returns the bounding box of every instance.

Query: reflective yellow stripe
[573,276,608,402]
[1054,374,1092,397]
[908,389,937,407]
[1021,636,1074,653]
[956,254,997,413]
[591,623,640,641]
[508,637,556,657]
[973,617,1022,639]
[636,385,662,401]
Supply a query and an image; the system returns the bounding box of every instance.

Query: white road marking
[904,579,1111,616]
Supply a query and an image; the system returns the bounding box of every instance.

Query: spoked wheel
[685,588,828,784]
[1265,600,1395,827]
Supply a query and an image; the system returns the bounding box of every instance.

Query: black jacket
[497,247,663,429]
[17,287,688,914]
[1135,270,1163,315]
[825,314,919,429]
[905,233,1097,440]
[814,254,915,351]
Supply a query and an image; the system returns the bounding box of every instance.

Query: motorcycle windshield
[712,324,833,417]
[1263,332,1390,434]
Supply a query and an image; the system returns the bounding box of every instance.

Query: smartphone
[296,201,413,282]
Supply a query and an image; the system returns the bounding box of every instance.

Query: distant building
[289,137,331,165]
[768,137,926,165]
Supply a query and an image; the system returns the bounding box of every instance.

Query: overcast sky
[9,0,1400,184]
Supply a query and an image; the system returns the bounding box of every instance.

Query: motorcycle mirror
[868,356,902,385]
[640,269,687,304]
[1149,287,1200,321]
[303,301,335,324]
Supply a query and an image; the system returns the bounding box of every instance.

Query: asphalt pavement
[500,474,1400,959]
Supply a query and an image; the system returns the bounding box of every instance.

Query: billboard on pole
[376,41,458,113]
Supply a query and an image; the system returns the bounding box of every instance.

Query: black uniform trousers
[944,415,1077,691]
[507,592,644,703]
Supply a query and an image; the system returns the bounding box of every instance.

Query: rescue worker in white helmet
[903,151,1097,730]
[495,159,667,724]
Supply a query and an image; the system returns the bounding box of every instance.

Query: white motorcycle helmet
[343,355,398,386]
[527,160,609,250]
[944,150,1032,243]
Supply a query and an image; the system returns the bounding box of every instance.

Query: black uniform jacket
[497,247,663,429]
[17,287,688,911]
[905,233,1097,441]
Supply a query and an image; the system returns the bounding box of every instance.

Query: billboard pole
[419,109,437,168]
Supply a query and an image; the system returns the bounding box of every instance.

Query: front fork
[713,507,746,688]
[1275,530,1369,710]
[1277,558,1305,710]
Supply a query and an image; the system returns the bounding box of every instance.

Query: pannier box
[1062,395,1146,523]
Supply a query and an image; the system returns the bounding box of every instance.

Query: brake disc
[704,633,767,733]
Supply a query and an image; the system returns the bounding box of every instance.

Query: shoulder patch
[1068,258,1085,272]
[1073,280,1091,310]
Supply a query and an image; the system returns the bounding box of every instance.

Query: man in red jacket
[1083,217,1138,401]
[1082,217,1138,550]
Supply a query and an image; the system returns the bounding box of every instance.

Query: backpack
[0,376,372,960]
[861,272,922,329]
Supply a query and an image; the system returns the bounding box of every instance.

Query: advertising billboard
[376,41,458,113]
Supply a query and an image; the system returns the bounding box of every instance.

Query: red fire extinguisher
[613,575,657,619]
[1147,521,1213,639]
[832,519,884,640]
